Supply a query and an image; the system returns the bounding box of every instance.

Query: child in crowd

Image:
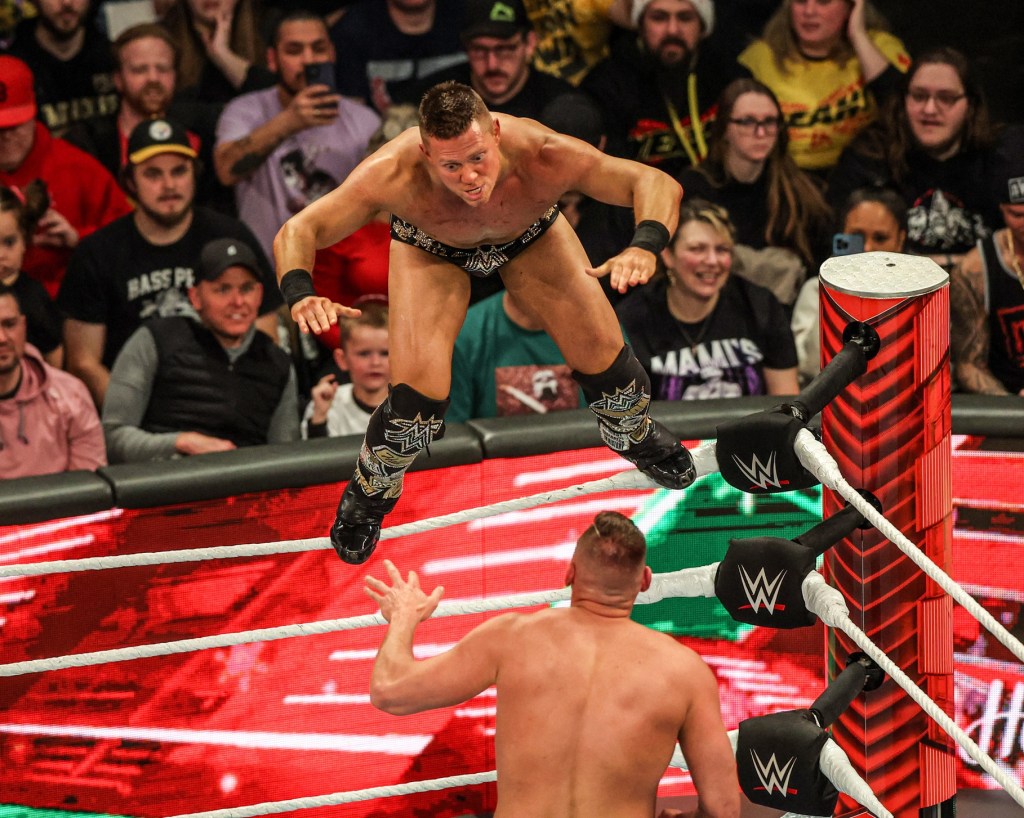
[0,182,64,367]
[301,300,389,439]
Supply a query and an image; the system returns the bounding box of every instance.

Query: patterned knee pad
[572,345,655,454]
[352,383,450,501]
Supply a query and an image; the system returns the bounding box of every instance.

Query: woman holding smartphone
[791,186,908,383]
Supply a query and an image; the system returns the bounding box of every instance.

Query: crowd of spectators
[0,0,1021,481]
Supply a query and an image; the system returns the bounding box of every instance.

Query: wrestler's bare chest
[395,173,562,248]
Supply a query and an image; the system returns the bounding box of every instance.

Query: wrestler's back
[492,607,695,818]
[380,117,583,248]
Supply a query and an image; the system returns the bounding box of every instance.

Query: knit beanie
[631,0,714,37]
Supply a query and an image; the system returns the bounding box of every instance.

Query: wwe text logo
[750,749,798,796]
[738,566,788,614]
[732,451,787,491]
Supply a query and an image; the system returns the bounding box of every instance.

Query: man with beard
[65,23,201,189]
[57,118,282,408]
[0,282,106,478]
[214,11,380,261]
[3,0,118,136]
[396,0,587,123]
[581,0,749,177]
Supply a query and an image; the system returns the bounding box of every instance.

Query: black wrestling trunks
[389,205,560,278]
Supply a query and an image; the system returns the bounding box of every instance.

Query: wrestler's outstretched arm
[272,146,402,334]
[365,559,507,715]
[538,132,683,293]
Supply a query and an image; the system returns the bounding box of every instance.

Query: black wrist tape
[628,220,671,255]
[280,268,317,308]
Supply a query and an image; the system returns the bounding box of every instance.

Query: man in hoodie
[0,282,106,479]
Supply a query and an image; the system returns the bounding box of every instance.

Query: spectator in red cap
[0,55,132,299]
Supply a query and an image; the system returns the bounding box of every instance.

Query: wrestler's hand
[365,559,444,624]
[585,246,658,294]
[290,296,359,335]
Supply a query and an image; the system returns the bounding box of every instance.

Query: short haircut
[267,9,328,47]
[577,511,647,573]
[674,198,737,245]
[339,301,388,348]
[0,281,23,312]
[838,187,909,234]
[112,22,179,71]
[418,81,491,141]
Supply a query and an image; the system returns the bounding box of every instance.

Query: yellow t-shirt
[524,0,616,87]
[738,31,910,171]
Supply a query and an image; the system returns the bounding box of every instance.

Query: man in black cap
[394,0,597,123]
[102,237,299,463]
[951,127,1024,397]
[57,117,283,408]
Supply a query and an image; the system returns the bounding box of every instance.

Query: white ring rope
[171,726,887,818]
[166,770,498,818]
[0,565,719,677]
[802,571,1024,808]
[7,430,1019,815]
[794,429,1024,666]
[0,443,721,580]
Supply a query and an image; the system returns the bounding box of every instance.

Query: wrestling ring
[1,255,1021,818]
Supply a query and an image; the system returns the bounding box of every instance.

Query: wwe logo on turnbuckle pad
[750,749,798,796]
[738,565,787,614]
[732,450,787,491]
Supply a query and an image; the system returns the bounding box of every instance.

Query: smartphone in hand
[303,61,337,93]
[832,233,865,256]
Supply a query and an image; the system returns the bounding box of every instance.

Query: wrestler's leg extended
[331,245,469,564]
[502,217,695,489]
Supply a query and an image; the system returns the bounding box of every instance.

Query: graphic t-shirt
[615,275,797,400]
[523,0,616,86]
[216,86,381,258]
[449,291,584,422]
[739,31,910,171]
[57,209,283,367]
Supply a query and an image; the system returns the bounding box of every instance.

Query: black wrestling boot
[622,420,697,490]
[330,480,399,565]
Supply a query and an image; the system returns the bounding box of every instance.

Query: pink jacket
[0,344,107,479]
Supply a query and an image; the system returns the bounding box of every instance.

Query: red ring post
[819,252,954,818]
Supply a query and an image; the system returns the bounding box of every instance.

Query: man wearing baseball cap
[951,127,1024,398]
[57,117,283,408]
[581,0,749,177]
[394,0,589,125]
[0,54,131,299]
[102,236,299,463]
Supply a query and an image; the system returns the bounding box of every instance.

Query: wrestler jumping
[274,81,696,565]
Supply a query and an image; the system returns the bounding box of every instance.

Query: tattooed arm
[950,247,1011,395]
[214,84,343,186]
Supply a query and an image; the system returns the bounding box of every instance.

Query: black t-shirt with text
[57,208,283,368]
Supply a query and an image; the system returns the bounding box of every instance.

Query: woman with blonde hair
[614,199,799,401]
[738,0,909,177]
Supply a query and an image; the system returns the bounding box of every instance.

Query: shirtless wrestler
[274,81,695,565]
[365,511,740,818]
